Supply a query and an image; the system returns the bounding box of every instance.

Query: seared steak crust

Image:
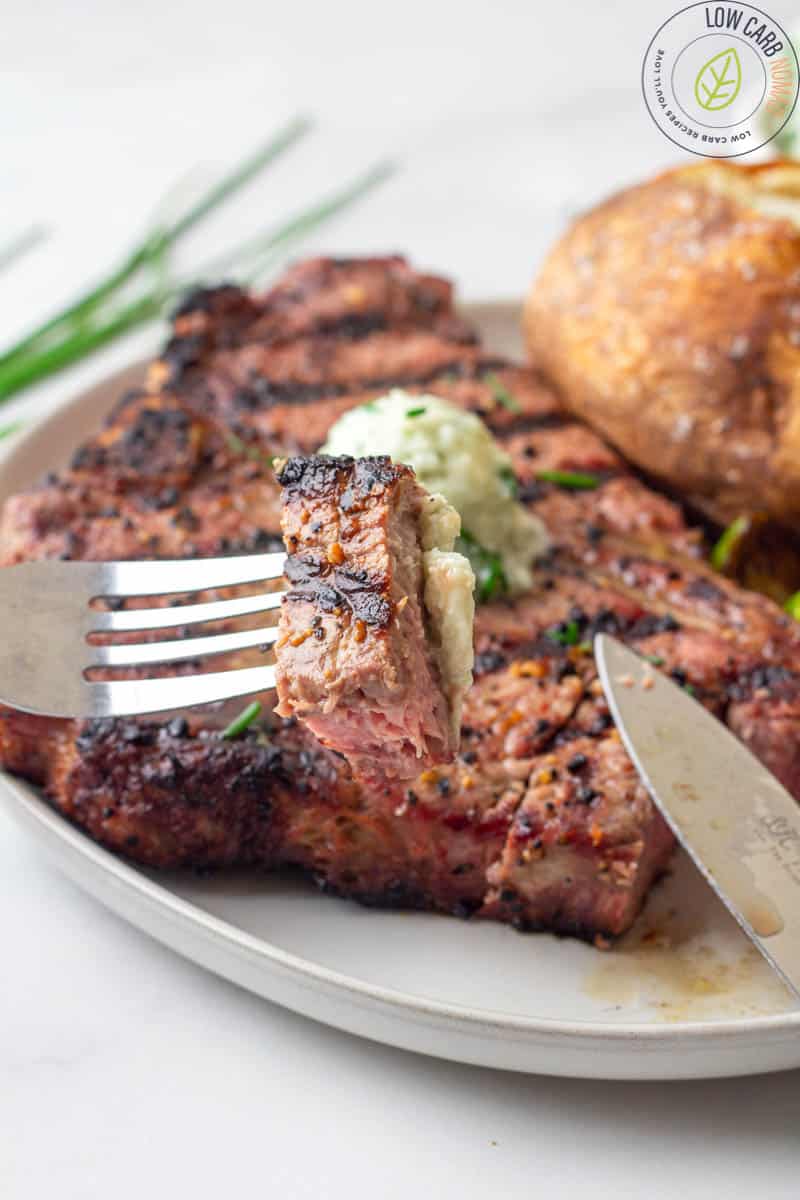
[2,255,800,941]
[277,454,402,628]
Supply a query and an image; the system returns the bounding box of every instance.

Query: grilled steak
[2,255,800,943]
[274,453,469,785]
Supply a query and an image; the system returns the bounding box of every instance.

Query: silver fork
[0,554,286,718]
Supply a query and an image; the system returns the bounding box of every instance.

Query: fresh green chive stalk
[0,148,394,403]
[0,116,312,374]
[0,294,161,400]
[193,162,395,285]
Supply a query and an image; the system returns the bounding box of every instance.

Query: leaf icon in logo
[694,47,742,111]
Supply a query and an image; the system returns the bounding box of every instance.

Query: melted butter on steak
[322,390,549,593]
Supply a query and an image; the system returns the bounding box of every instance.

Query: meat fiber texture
[274,453,461,788]
[2,254,800,942]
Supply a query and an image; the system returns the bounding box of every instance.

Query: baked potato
[524,161,800,526]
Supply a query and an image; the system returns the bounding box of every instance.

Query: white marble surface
[2,0,800,1194]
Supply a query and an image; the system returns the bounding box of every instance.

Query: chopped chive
[226,432,275,465]
[684,683,696,698]
[498,465,519,498]
[456,530,508,604]
[644,654,665,667]
[546,620,580,647]
[710,514,749,572]
[537,469,600,490]
[221,700,262,739]
[405,406,426,418]
[485,372,521,413]
[785,591,800,620]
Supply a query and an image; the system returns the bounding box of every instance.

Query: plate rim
[5,772,800,1044]
[2,299,799,1065]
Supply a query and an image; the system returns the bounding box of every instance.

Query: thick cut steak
[2,256,800,941]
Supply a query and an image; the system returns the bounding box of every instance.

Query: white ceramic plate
[1,303,799,1081]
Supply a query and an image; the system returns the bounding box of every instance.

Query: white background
[2,0,800,1194]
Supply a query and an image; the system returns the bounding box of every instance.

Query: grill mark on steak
[158,257,478,388]
[3,255,800,942]
[283,559,393,627]
[277,453,398,500]
[277,455,404,628]
[163,313,410,387]
[185,354,511,410]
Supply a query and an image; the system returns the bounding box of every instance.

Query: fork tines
[0,553,287,719]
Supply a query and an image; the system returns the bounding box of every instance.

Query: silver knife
[595,633,800,1003]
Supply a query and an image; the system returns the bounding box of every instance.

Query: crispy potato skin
[524,162,800,525]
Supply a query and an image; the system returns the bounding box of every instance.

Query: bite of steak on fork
[274,453,469,786]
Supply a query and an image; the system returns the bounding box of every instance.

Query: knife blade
[595,633,800,1003]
